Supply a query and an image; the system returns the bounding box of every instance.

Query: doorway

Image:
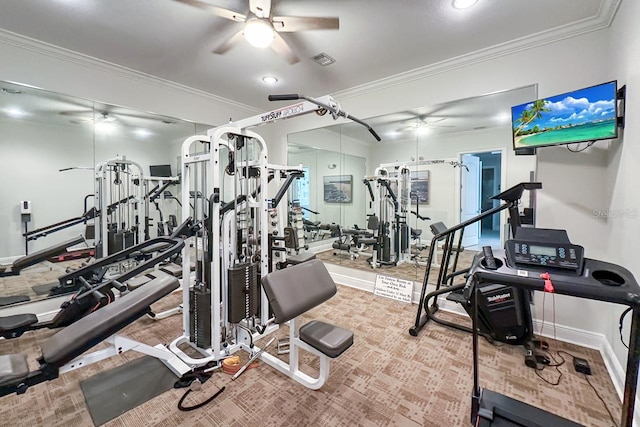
[460,150,503,250]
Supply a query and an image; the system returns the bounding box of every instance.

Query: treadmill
[468,227,639,427]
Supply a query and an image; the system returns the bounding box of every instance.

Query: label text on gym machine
[261,103,305,122]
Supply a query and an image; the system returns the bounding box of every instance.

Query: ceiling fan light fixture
[452,0,479,9]
[244,18,274,48]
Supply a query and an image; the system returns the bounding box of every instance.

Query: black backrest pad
[12,235,85,271]
[40,275,179,367]
[261,259,336,324]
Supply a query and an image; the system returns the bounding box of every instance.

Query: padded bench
[0,314,38,339]
[284,252,316,266]
[0,274,179,397]
[0,295,31,307]
[261,259,353,359]
[0,235,85,277]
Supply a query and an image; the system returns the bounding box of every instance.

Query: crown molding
[0,29,261,115]
[332,0,622,100]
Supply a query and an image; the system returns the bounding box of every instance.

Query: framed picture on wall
[412,170,429,204]
[323,175,353,203]
[388,170,430,204]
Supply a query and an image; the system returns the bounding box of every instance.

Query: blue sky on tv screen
[512,82,616,130]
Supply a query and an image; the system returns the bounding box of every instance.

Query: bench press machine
[0,274,183,397]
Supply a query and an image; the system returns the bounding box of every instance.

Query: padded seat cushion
[160,263,182,277]
[0,295,31,307]
[286,252,316,265]
[358,238,377,246]
[261,259,336,324]
[126,275,152,290]
[0,354,29,387]
[0,314,38,333]
[139,242,171,255]
[299,320,353,358]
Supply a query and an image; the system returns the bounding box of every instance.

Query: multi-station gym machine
[94,157,146,258]
[160,94,380,387]
[362,159,465,268]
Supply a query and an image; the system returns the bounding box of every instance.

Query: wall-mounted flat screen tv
[512,81,618,150]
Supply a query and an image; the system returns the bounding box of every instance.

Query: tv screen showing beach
[512,81,617,150]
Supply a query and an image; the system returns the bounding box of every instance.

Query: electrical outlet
[573,357,592,375]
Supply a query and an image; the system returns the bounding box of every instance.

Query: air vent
[312,52,336,66]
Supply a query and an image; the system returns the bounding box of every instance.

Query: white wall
[607,0,640,370]
[0,118,94,257]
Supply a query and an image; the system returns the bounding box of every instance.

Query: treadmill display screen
[529,245,556,257]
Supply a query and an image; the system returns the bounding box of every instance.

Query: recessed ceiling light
[452,0,479,9]
[4,107,28,118]
[95,121,117,134]
[134,128,152,138]
[262,76,278,85]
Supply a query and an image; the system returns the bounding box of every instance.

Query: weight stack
[227,262,259,323]
[189,284,211,348]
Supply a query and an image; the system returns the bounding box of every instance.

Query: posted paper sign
[374,275,413,304]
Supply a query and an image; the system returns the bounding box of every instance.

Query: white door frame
[457,148,507,247]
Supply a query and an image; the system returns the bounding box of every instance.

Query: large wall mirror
[287,85,538,283]
[0,80,212,307]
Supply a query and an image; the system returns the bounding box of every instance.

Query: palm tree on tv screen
[514,99,551,136]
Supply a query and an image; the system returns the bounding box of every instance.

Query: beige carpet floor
[316,247,476,286]
[0,279,622,426]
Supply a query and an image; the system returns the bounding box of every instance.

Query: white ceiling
[0,0,618,111]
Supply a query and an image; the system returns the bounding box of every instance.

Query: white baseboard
[326,264,638,426]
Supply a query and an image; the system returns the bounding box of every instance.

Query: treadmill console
[505,240,584,271]
[505,228,584,272]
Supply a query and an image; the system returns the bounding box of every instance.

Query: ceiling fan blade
[272,16,339,32]
[59,109,93,117]
[173,0,246,22]
[249,0,271,19]
[212,29,245,54]
[270,33,299,64]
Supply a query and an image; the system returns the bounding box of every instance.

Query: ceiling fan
[397,117,455,133]
[174,0,339,64]
[59,108,177,126]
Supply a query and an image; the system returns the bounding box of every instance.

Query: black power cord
[557,350,618,427]
[566,140,595,152]
[619,307,631,349]
[533,351,565,386]
[178,385,226,412]
[584,374,618,427]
